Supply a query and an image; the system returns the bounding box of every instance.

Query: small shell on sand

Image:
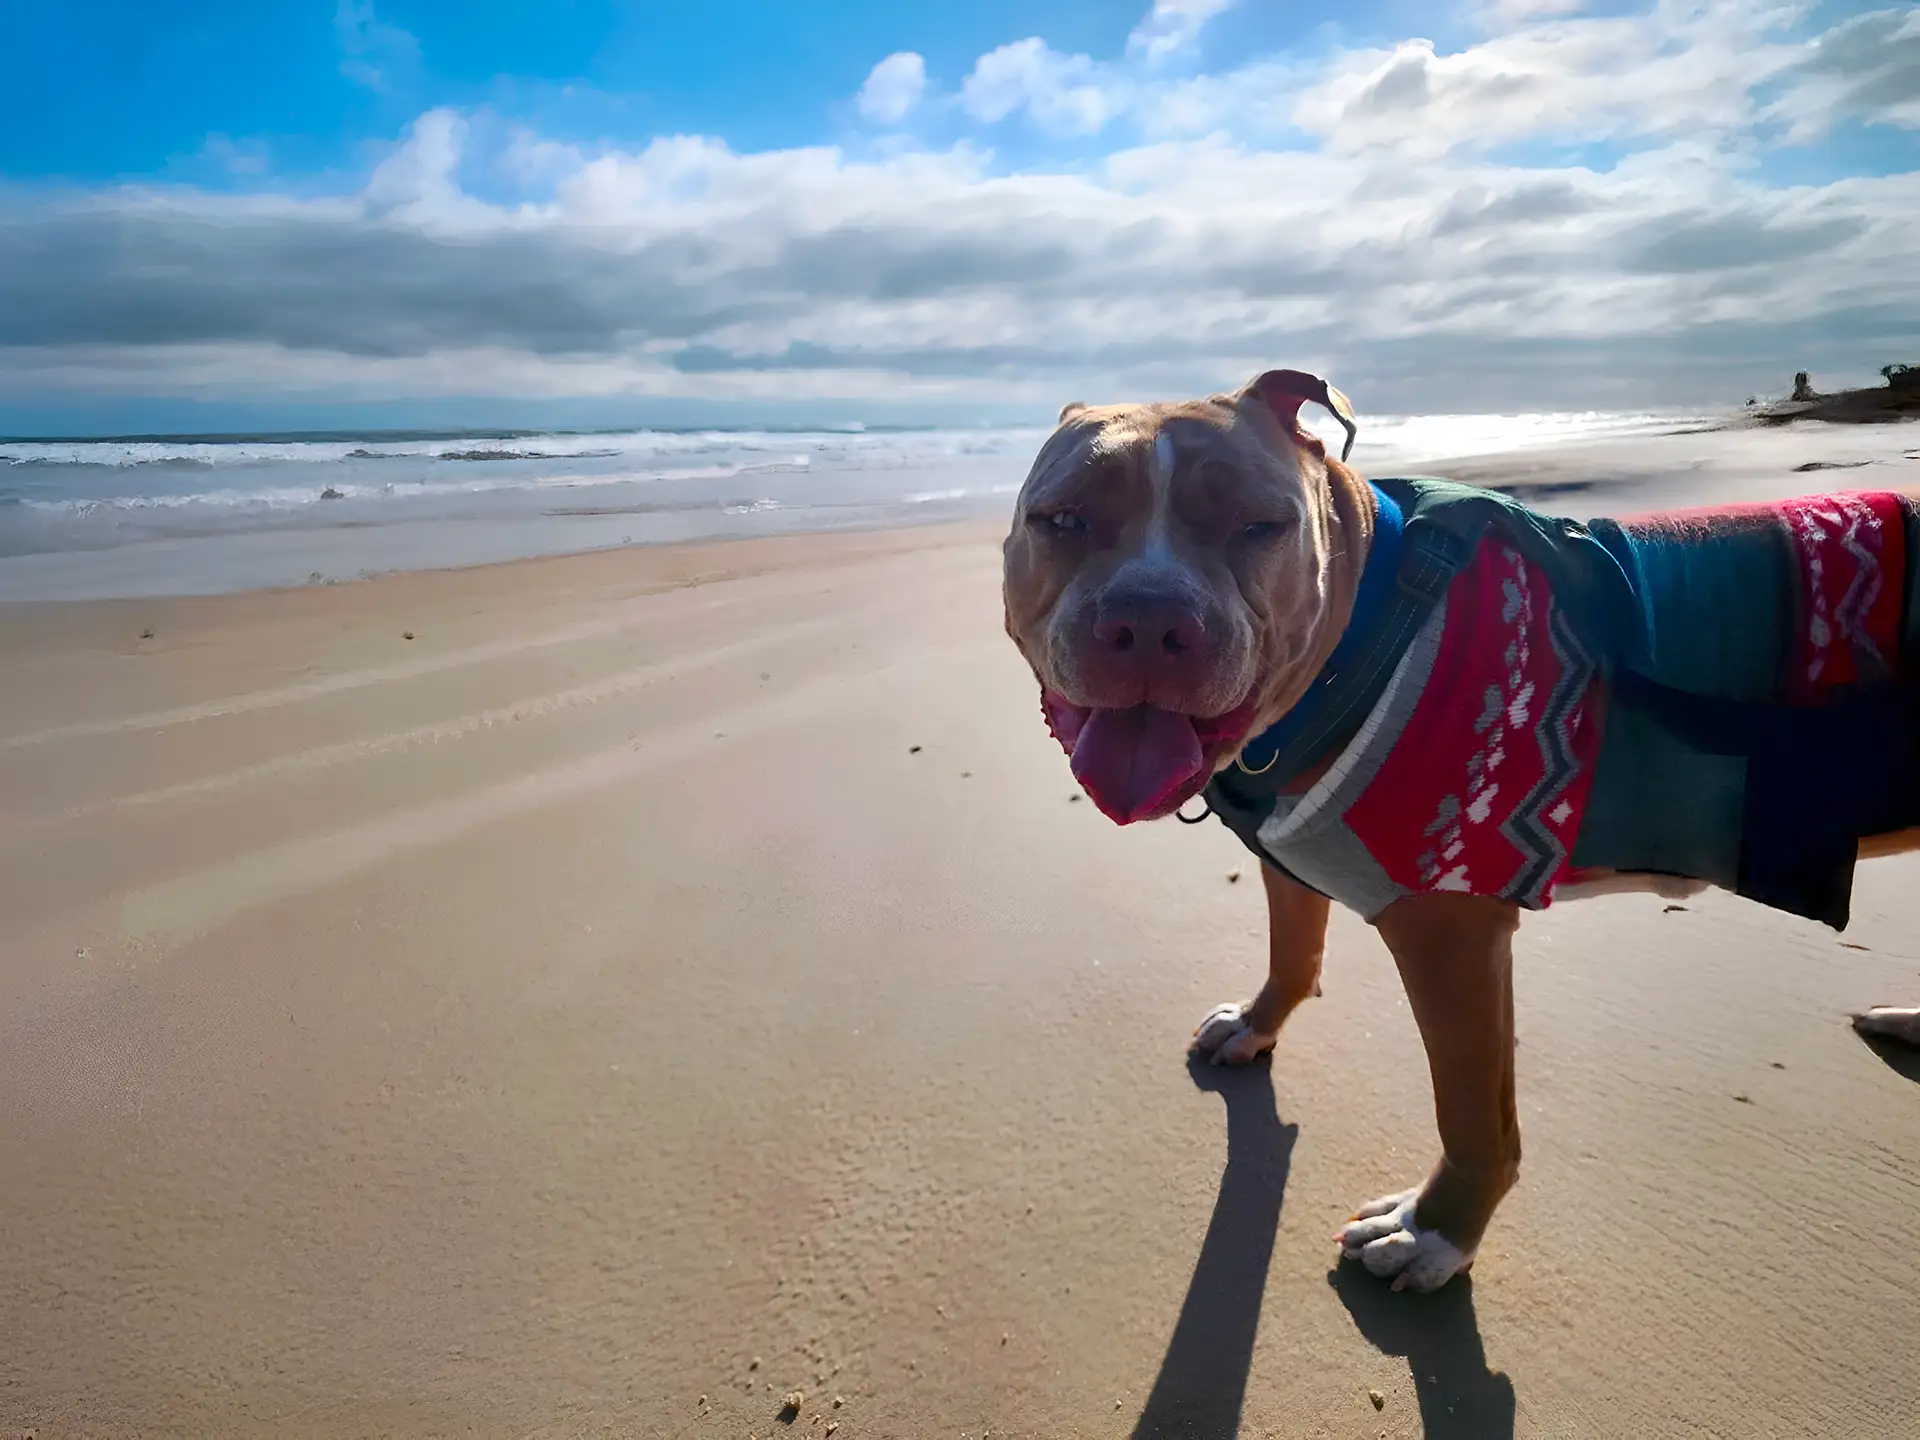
[1227,868,1243,883]
[1369,1388,1386,1410]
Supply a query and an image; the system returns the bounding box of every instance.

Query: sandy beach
[4,422,1920,1439]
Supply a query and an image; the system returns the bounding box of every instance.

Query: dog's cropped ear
[1057,400,1090,424]
[1245,369,1357,462]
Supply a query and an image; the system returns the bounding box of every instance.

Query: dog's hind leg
[1191,863,1329,1066]
[1857,827,1920,861]
[1338,893,1522,1292]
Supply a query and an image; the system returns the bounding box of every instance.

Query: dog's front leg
[1192,863,1329,1066]
[1338,893,1521,1292]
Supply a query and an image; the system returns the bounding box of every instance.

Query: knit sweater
[1204,481,1920,930]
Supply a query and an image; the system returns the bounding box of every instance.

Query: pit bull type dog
[1002,369,1920,1293]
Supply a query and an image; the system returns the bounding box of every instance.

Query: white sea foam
[1312,408,1707,468]
[0,411,1722,599]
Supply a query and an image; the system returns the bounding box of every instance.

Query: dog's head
[1002,369,1364,825]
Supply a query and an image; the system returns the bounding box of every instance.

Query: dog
[1002,368,1920,1293]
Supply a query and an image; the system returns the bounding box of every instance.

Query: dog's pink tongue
[1070,705,1206,824]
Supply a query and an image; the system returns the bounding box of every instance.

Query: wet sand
[3,425,1919,1438]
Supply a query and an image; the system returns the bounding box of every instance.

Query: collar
[1230,480,1404,776]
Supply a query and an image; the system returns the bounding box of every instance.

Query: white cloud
[498,127,584,191]
[364,108,469,217]
[1127,0,1237,62]
[880,0,1252,139]
[335,0,419,92]
[1768,8,1920,140]
[961,38,1126,136]
[1133,56,1301,138]
[857,52,928,125]
[1292,4,1806,158]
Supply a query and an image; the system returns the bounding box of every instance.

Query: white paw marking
[1854,1006,1920,1044]
[1338,1188,1474,1293]
[1189,1002,1277,1066]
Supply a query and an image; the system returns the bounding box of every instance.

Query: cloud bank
[3,1,1917,421]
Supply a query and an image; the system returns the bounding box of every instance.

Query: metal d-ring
[1235,747,1280,776]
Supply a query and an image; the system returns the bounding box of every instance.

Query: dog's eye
[1033,510,1087,536]
[1240,519,1293,542]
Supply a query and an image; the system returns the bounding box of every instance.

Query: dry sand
[4,425,1920,1439]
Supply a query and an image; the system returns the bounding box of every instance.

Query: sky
[1,0,1917,433]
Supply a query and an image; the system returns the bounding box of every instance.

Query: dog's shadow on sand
[1133,1053,1296,1439]
[1859,1033,1920,1084]
[1132,1053,1514,1440]
[1329,1266,1516,1440]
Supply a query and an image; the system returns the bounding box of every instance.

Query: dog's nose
[1092,593,1207,658]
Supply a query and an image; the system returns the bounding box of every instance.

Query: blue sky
[4,2,1467,181]
[1,0,1917,431]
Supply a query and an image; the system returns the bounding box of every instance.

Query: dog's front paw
[1189,1002,1277,1066]
[1337,1189,1474,1293]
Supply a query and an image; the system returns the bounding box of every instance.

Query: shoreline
[0,493,1013,604]
[0,508,999,610]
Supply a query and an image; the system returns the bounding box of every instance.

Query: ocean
[0,410,1708,600]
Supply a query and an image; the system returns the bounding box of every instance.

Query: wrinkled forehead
[1023,400,1297,496]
